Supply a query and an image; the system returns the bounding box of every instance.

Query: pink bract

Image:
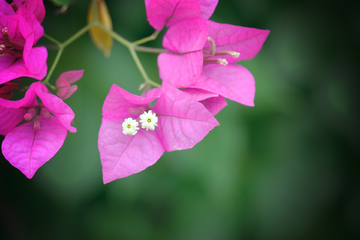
[145,0,218,30]
[158,18,208,86]
[0,81,38,135]
[204,21,270,65]
[158,18,269,107]
[1,82,76,179]
[2,116,68,179]
[191,64,256,107]
[98,83,219,183]
[0,0,47,84]
[1,0,45,22]
[181,88,227,115]
[0,0,15,15]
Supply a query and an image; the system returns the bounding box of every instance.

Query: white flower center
[122,118,139,135]
[139,110,158,131]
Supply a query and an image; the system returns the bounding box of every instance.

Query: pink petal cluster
[158,17,269,106]
[98,82,219,183]
[0,81,76,179]
[97,0,270,183]
[145,0,269,107]
[0,0,47,84]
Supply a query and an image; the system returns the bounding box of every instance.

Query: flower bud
[56,70,84,100]
[87,0,113,57]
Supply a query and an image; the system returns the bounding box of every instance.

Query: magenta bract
[158,17,209,86]
[2,116,68,179]
[181,88,227,115]
[98,83,219,183]
[1,82,76,178]
[157,17,269,107]
[56,70,84,100]
[0,0,47,84]
[145,0,218,30]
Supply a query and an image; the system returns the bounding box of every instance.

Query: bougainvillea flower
[55,70,84,100]
[1,0,45,22]
[0,0,47,84]
[7,0,46,23]
[98,82,219,183]
[158,18,269,106]
[1,82,76,178]
[145,0,218,30]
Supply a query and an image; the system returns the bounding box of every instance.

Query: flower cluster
[0,0,84,179]
[97,0,269,183]
[1,0,269,183]
[0,0,47,83]
[0,81,77,178]
[98,82,219,183]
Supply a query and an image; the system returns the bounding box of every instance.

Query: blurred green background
[1,0,359,239]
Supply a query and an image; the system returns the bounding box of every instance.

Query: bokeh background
[1,0,359,239]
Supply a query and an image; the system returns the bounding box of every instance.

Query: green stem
[42,16,162,91]
[42,23,93,87]
[63,23,94,47]
[129,47,160,88]
[92,0,98,23]
[95,23,131,47]
[132,30,161,46]
[95,24,161,88]
[134,45,169,54]
[43,48,63,86]
[43,33,62,45]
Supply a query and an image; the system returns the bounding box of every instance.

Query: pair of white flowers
[122,110,158,136]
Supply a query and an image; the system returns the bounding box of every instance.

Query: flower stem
[43,47,63,86]
[92,0,98,23]
[134,45,169,54]
[95,23,131,48]
[63,23,94,47]
[132,30,161,46]
[129,47,160,88]
[42,10,162,91]
[43,33,62,45]
[94,24,160,87]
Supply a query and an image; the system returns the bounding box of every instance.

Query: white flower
[122,118,139,135]
[139,110,158,131]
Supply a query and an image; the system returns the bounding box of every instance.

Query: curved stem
[63,23,94,47]
[92,0,98,23]
[95,23,131,47]
[43,48,63,85]
[134,45,169,54]
[129,47,160,88]
[132,30,161,46]
[43,33,62,45]
[42,23,93,87]
[42,14,162,91]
